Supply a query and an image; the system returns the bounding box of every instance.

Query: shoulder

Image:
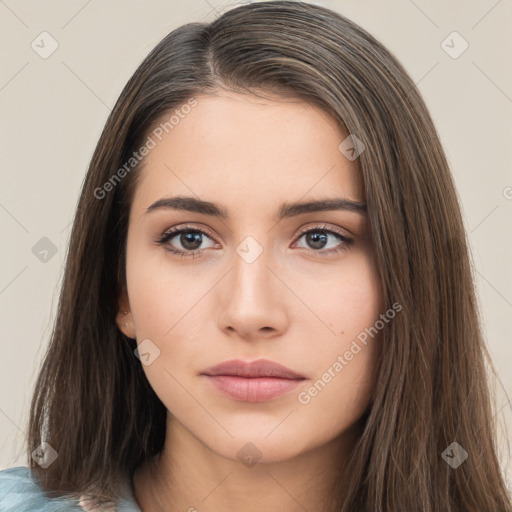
[0,466,141,512]
[0,466,83,511]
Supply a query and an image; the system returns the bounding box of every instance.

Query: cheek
[296,310,382,442]
[126,242,203,338]
[124,246,207,409]
[290,248,383,342]
[336,259,383,337]
[293,253,382,414]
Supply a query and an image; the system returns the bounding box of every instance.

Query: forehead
[131,91,363,215]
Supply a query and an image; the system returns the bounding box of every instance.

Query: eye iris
[181,231,203,250]
[307,231,328,249]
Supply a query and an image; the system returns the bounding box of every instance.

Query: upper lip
[201,359,305,379]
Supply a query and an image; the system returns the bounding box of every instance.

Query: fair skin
[116,89,383,512]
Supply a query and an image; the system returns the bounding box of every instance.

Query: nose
[216,245,289,341]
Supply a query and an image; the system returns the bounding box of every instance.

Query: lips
[201,359,306,403]
[201,358,305,379]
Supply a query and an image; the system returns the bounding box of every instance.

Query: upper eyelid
[161,223,216,239]
[295,223,351,239]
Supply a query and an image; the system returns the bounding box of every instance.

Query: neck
[132,415,361,512]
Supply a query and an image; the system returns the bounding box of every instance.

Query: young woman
[1,1,510,511]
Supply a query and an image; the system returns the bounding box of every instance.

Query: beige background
[1,0,511,485]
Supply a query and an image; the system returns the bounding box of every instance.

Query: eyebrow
[146,195,367,220]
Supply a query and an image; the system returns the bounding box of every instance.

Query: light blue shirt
[0,466,142,511]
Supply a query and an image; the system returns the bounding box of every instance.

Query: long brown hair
[26,1,511,510]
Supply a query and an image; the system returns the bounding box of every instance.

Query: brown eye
[293,225,353,256]
[156,225,218,258]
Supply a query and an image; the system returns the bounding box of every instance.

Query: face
[116,90,384,465]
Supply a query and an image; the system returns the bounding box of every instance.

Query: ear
[115,288,136,339]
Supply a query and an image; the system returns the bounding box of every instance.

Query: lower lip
[203,375,305,403]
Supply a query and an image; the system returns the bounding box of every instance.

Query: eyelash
[155,223,353,259]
